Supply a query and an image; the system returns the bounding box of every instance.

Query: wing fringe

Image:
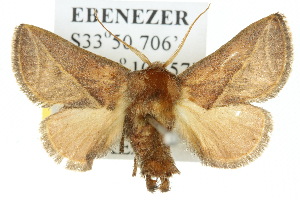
[12,25,41,105]
[248,13,292,104]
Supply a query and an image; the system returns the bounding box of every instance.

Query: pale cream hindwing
[174,99,271,168]
[41,100,128,171]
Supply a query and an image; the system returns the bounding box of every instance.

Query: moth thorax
[127,65,180,121]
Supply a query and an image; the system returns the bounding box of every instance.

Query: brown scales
[12,5,292,193]
[125,64,181,191]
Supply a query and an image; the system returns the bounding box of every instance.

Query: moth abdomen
[126,118,179,192]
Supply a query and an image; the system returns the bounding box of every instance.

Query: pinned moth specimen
[12,6,292,192]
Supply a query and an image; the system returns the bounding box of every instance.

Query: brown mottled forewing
[175,13,292,168]
[13,24,129,109]
[12,24,129,170]
[179,13,292,109]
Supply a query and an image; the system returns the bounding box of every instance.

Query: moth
[12,6,292,192]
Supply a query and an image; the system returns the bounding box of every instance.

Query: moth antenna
[94,9,152,66]
[163,4,210,68]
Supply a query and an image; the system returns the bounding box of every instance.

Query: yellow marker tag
[42,108,51,119]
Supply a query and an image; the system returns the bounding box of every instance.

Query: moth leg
[146,175,158,192]
[159,177,170,192]
[119,132,125,154]
[132,156,138,177]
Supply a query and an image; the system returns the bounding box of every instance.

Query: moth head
[94,5,210,69]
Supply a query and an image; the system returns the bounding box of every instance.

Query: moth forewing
[12,24,129,109]
[178,13,292,109]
